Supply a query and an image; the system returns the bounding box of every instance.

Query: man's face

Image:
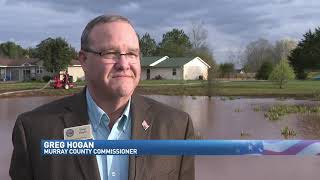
[80,21,141,98]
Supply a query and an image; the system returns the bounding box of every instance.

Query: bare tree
[189,20,209,49]
[274,38,297,62]
[226,48,245,68]
[243,38,275,72]
[188,20,219,98]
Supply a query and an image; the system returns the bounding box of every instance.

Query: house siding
[34,61,53,80]
[0,68,5,80]
[183,58,209,80]
[141,67,183,80]
[67,66,85,82]
[141,68,148,80]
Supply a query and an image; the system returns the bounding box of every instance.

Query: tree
[274,39,297,62]
[219,63,235,78]
[36,37,75,73]
[188,22,215,65]
[157,29,192,57]
[187,21,216,66]
[24,47,38,58]
[288,27,320,79]
[226,48,244,67]
[243,38,275,72]
[0,41,27,59]
[187,21,217,97]
[269,59,295,89]
[189,46,215,66]
[139,33,157,56]
[256,61,274,80]
[189,21,208,49]
[69,46,78,60]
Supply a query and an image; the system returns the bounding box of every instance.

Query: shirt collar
[86,88,131,132]
[119,98,131,132]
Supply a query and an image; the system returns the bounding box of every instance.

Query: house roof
[0,56,211,68]
[154,57,194,67]
[0,57,40,66]
[0,57,81,67]
[140,56,165,67]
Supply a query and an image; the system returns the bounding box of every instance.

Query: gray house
[0,58,50,81]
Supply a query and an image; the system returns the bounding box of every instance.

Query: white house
[65,60,85,82]
[141,56,211,80]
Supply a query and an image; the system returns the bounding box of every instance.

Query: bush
[42,75,51,82]
[154,75,163,80]
[198,75,204,80]
[256,61,274,80]
[219,63,235,78]
[296,70,308,80]
[269,59,295,88]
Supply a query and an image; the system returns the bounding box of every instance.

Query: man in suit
[10,14,195,180]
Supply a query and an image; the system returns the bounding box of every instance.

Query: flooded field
[1,95,320,179]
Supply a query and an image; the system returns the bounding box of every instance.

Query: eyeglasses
[83,48,140,63]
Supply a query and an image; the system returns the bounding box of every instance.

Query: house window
[36,67,43,74]
[172,68,176,76]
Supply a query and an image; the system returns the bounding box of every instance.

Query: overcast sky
[1,0,320,63]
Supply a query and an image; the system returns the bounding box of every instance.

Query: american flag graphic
[142,120,150,131]
[216,140,320,155]
[262,140,320,155]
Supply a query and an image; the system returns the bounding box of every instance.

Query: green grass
[0,82,46,93]
[139,80,205,86]
[138,80,320,97]
[0,81,85,94]
[1,80,320,98]
[265,104,320,121]
[217,80,320,96]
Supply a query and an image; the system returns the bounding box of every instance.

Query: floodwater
[1,95,320,180]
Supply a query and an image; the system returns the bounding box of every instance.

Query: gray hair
[81,14,135,50]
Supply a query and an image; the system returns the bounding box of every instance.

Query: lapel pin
[142,120,150,131]
[63,124,93,140]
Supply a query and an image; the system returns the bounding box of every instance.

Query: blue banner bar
[41,140,320,156]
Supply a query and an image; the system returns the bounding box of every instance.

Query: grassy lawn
[139,80,205,86]
[137,80,320,97]
[1,80,320,98]
[0,82,47,93]
[0,81,86,94]
[218,80,320,96]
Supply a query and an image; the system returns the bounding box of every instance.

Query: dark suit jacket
[9,89,195,180]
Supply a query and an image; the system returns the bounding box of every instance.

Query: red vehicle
[50,72,75,89]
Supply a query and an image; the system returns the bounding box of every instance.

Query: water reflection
[0,96,59,180]
[146,95,320,179]
[297,114,320,139]
[148,95,320,140]
[1,95,320,180]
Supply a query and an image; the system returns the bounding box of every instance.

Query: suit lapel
[61,90,152,180]
[61,89,100,180]
[129,94,153,180]
[130,94,152,140]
